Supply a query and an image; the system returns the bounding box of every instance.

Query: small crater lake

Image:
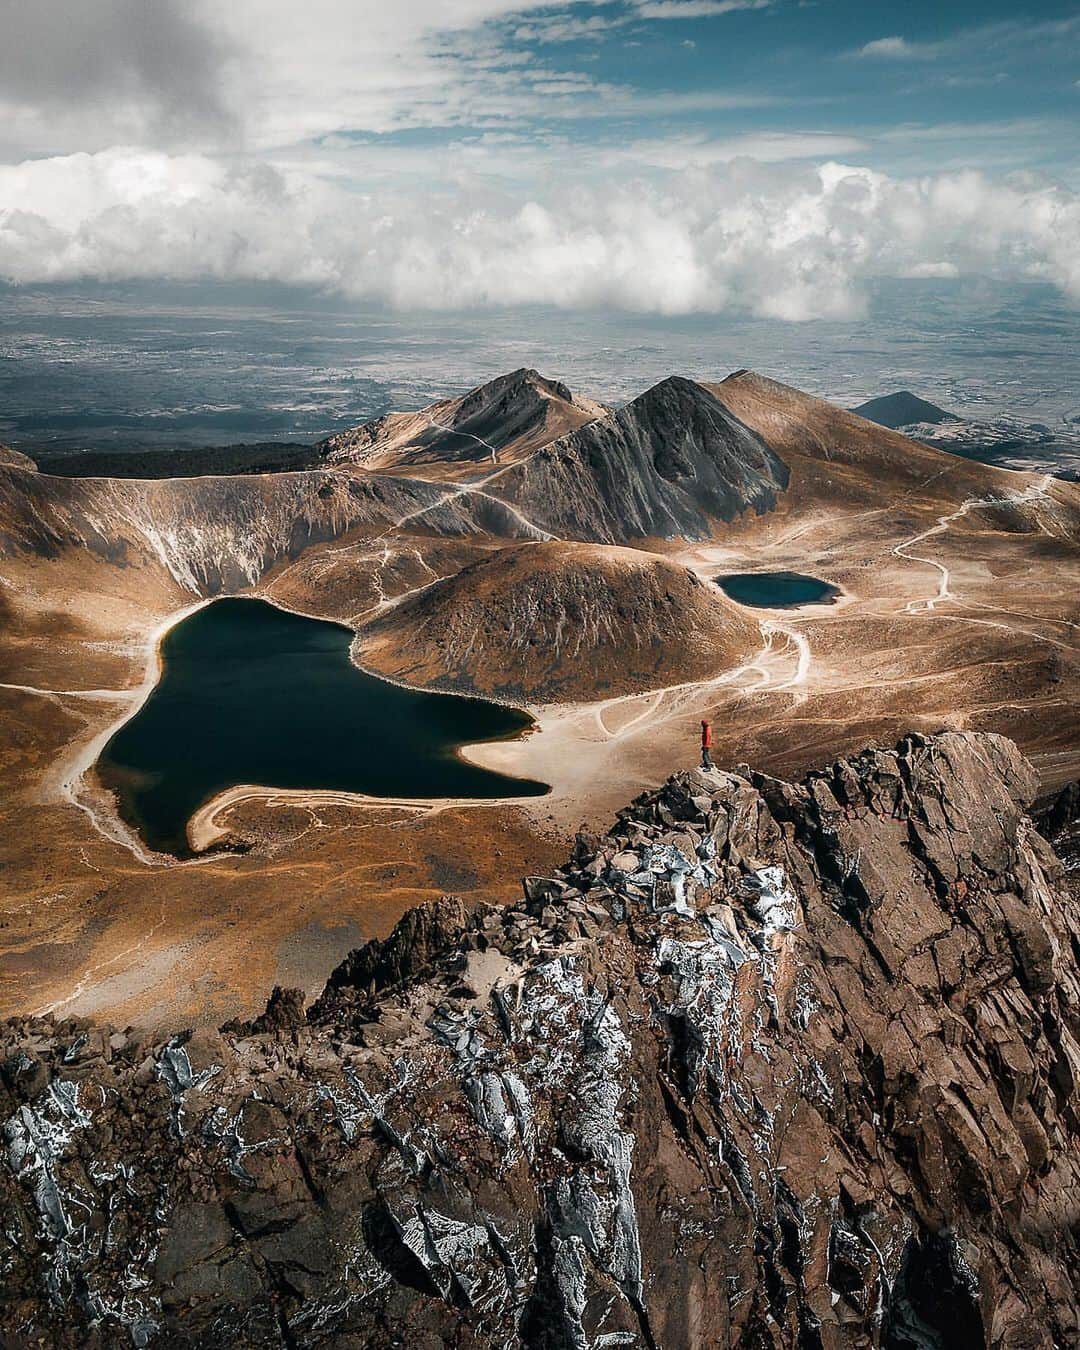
[98,598,548,855]
[715,571,840,609]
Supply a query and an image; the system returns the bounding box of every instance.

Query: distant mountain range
[24,377,1079,486]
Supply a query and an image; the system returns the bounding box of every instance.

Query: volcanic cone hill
[1,731,1077,1348]
[318,368,607,481]
[354,541,760,701]
[851,390,959,429]
[490,375,790,544]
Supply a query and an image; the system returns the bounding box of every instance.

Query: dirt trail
[893,473,1054,614]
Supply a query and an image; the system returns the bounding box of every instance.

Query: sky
[0,0,1079,321]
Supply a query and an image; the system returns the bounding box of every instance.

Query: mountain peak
[456,366,579,416]
[318,367,603,480]
[490,372,789,544]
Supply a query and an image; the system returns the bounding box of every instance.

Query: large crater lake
[99,598,548,855]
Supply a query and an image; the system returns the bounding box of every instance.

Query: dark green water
[715,571,840,609]
[99,598,547,855]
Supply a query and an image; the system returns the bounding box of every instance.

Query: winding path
[423,414,500,466]
[893,474,1054,615]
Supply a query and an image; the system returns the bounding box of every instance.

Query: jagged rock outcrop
[318,369,606,480]
[493,375,790,543]
[1035,779,1080,871]
[354,541,760,700]
[1,730,1078,1348]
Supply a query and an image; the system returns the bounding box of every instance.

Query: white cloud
[0,3,1075,325]
[854,36,933,61]
[592,130,870,169]
[633,1,773,17]
[0,1,628,158]
[851,17,1079,67]
[0,0,797,164]
[0,0,236,156]
[2,149,1078,321]
[512,14,623,44]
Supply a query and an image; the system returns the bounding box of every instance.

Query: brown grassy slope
[708,370,1021,497]
[355,540,759,701]
[0,445,36,471]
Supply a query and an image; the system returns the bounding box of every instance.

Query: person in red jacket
[700,718,713,771]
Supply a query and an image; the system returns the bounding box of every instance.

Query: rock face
[354,541,760,701]
[493,376,790,543]
[1,730,1077,1348]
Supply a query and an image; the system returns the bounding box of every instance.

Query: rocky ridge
[318,370,607,480]
[0,464,540,593]
[493,376,790,543]
[0,373,789,594]
[1,730,1077,1347]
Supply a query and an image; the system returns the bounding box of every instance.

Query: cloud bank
[1,4,1077,321]
[1,150,1078,320]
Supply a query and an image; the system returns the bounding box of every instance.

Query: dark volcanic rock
[1,730,1078,1348]
[494,375,790,542]
[1034,778,1080,872]
[312,893,470,1018]
[222,985,308,1037]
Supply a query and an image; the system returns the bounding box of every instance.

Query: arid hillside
[355,541,760,701]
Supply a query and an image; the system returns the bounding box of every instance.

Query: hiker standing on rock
[700,719,714,771]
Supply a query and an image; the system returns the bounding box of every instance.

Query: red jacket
[701,721,713,749]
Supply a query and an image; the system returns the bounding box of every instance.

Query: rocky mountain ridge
[0,462,541,592]
[0,372,791,593]
[1,730,1077,1348]
[494,375,790,543]
[318,369,607,481]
